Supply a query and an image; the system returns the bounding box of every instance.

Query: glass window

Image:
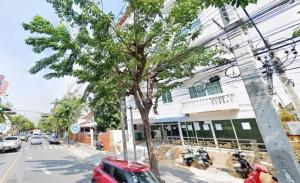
[4,137,17,140]
[180,18,201,35]
[189,83,206,98]
[102,163,113,175]
[162,91,173,103]
[190,19,201,32]
[189,80,222,99]
[113,168,128,183]
[195,84,207,97]
[125,170,161,183]
[189,87,198,98]
[206,81,222,95]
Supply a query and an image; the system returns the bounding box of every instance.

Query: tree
[23,0,255,175]
[38,115,57,133]
[52,97,82,143]
[0,105,6,123]
[83,82,120,132]
[10,115,35,132]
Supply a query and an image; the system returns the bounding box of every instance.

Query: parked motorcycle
[95,141,104,150]
[244,164,278,183]
[232,151,277,183]
[182,147,213,167]
[232,151,252,178]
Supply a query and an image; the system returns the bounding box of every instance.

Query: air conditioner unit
[209,76,220,83]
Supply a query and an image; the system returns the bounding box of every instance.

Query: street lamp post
[129,106,137,162]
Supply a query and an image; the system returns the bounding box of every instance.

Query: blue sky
[0,0,124,123]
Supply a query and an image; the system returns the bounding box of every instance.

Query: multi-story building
[124,0,300,149]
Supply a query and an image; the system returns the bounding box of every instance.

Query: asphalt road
[0,139,95,183]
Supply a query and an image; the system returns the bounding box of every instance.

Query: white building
[124,0,300,149]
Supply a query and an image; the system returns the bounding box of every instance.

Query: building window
[181,18,201,35]
[206,81,223,95]
[189,80,222,99]
[162,91,173,103]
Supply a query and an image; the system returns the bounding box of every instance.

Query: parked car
[2,136,22,152]
[48,134,60,144]
[31,135,42,145]
[92,157,165,183]
[44,132,51,140]
[0,137,4,152]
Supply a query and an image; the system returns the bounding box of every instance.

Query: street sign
[0,124,7,132]
[70,123,80,134]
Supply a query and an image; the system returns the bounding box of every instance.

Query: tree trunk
[140,110,160,176]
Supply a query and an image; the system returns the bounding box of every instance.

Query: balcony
[181,93,239,114]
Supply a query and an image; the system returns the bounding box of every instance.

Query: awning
[80,122,97,128]
[153,115,188,123]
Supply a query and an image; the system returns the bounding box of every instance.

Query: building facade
[126,67,263,149]
[124,0,300,149]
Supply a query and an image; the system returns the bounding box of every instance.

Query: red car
[92,157,165,183]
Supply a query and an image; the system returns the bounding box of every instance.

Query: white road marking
[0,152,22,183]
[26,156,33,160]
[42,168,53,175]
[25,168,53,175]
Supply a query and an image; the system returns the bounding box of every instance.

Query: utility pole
[129,106,137,162]
[120,96,128,160]
[242,6,300,120]
[274,56,300,119]
[219,5,300,182]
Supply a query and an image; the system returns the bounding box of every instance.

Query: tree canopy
[37,97,82,136]
[10,115,35,131]
[83,82,120,132]
[23,0,255,175]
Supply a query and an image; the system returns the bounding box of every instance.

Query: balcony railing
[181,93,239,114]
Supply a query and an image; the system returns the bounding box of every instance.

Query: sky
[0,0,124,123]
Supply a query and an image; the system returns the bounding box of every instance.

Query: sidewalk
[63,141,243,183]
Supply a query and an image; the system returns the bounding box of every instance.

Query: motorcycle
[232,151,278,183]
[245,164,278,183]
[182,147,213,167]
[232,151,252,178]
[95,141,104,150]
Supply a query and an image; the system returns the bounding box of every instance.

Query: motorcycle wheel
[186,159,193,167]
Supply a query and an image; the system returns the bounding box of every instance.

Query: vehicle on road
[48,134,60,144]
[92,157,165,183]
[19,133,29,142]
[2,136,22,152]
[182,147,212,167]
[44,132,51,140]
[31,135,42,145]
[0,137,4,152]
[95,139,104,150]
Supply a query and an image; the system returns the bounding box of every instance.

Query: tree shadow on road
[25,155,94,183]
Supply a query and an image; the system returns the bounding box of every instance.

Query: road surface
[0,139,95,183]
